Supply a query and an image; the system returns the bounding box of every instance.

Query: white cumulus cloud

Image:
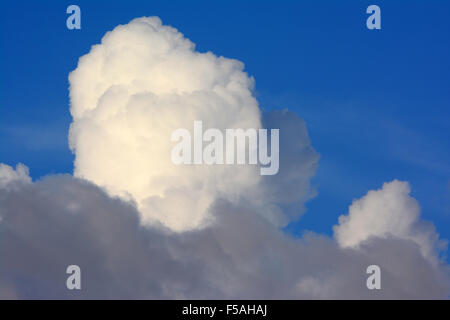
[333,180,444,263]
[68,17,273,231]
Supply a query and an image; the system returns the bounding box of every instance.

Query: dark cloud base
[1,174,448,299]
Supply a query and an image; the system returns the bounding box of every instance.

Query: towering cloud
[68,17,280,231]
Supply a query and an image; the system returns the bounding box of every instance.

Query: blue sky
[1,0,449,248]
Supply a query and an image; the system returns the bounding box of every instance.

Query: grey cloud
[0,173,448,299]
[261,109,319,222]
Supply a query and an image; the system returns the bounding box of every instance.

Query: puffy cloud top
[68,17,264,231]
[334,180,443,262]
[0,163,31,189]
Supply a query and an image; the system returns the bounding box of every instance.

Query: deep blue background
[1,1,449,249]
